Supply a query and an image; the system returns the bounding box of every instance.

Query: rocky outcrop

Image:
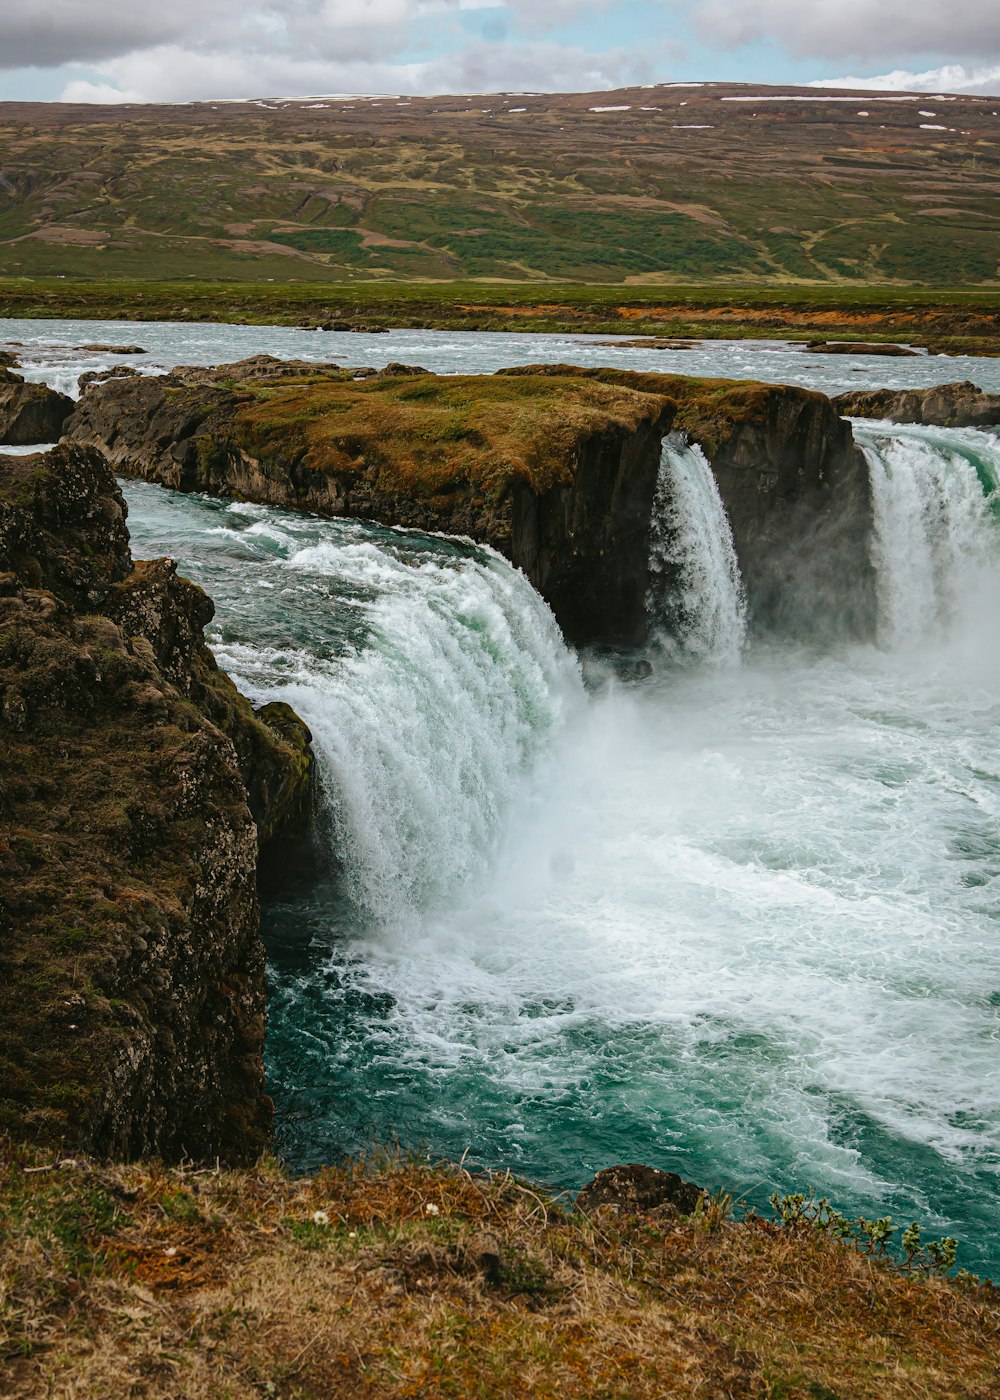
[806,340,919,357]
[0,366,74,444]
[833,380,1000,428]
[67,357,678,645]
[68,358,876,647]
[0,442,314,1163]
[576,1163,706,1218]
[679,379,877,642]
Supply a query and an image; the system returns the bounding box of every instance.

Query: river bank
[1,280,998,356]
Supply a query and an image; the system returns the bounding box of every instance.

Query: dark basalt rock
[0,366,74,445]
[501,365,877,646]
[833,380,1000,428]
[691,381,877,643]
[509,408,673,645]
[0,442,314,1163]
[577,1164,707,1218]
[76,343,147,354]
[78,365,142,392]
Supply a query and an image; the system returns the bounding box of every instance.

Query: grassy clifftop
[2,1142,997,1399]
[234,368,673,497]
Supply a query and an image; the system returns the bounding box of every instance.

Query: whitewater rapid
[121,416,1000,1276]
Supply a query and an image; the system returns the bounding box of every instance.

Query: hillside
[1,82,999,287]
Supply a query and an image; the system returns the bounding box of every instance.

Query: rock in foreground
[0,442,314,1162]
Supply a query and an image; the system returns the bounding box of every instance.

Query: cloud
[0,0,253,69]
[811,64,1000,95]
[691,0,1000,63]
[54,37,653,103]
[0,0,599,73]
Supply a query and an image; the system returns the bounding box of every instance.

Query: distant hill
[0,83,998,286]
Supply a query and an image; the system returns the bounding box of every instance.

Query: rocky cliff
[0,365,74,444]
[0,442,314,1162]
[678,377,876,642]
[68,359,876,647]
[66,357,679,645]
[499,366,877,644]
[833,380,1000,428]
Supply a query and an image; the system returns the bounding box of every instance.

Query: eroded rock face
[0,442,314,1162]
[0,366,74,445]
[832,380,1000,428]
[510,410,673,645]
[690,382,877,643]
[67,360,677,645]
[502,366,877,645]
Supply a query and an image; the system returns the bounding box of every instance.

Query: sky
[0,0,998,103]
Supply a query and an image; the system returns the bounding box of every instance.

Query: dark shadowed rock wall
[0,442,314,1162]
[0,366,74,444]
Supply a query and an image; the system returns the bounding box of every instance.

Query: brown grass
[235,372,673,499]
[2,1141,997,1399]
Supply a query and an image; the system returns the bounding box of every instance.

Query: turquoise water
[123,420,1000,1278]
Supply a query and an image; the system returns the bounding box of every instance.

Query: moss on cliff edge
[235,369,674,502]
[0,444,313,1162]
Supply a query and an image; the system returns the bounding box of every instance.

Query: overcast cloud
[692,0,1000,63]
[1,0,998,100]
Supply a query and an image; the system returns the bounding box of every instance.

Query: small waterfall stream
[646,432,747,663]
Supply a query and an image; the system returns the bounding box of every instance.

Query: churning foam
[121,421,1000,1275]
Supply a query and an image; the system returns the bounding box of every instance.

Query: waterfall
[856,423,1000,649]
[197,510,585,929]
[646,432,747,664]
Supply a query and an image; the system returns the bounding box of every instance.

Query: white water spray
[857,422,1000,649]
[646,433,746,663]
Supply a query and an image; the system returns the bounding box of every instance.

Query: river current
[6,319,999,1276]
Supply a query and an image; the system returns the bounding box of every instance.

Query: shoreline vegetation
[1,279,998,356]
[2,1140,998,1399]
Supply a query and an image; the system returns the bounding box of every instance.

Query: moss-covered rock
[0,442,314,1162]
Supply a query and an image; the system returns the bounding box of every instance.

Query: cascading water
[857,421,1000,649]
[123,486,584,928]
[646,432,747,663]
[84,402,1000,1281]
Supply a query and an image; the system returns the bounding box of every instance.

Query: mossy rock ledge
[67,357,876,646]
[0,441,315,1163]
